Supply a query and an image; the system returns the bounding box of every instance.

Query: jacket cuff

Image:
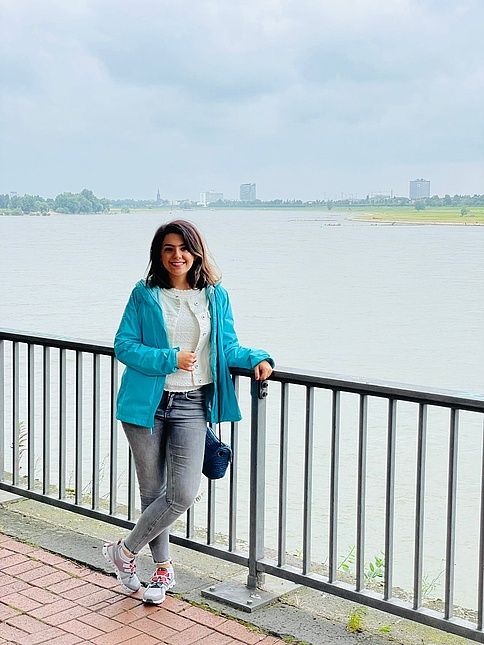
[170,347,180,373]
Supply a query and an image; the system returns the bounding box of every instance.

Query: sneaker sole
[102,543,141,593]
[142,580,176,605]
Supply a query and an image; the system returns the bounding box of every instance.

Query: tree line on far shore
[1,190,483,215]
[0,189,109,214]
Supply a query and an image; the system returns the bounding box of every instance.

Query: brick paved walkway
[0,534,285,645]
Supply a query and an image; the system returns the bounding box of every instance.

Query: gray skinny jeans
[122,388,207,563]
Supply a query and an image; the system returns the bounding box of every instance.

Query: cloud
[0,0,482,199]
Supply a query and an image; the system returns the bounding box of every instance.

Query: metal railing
[1,329,484,641]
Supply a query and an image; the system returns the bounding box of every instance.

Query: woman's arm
[114,290,179,377]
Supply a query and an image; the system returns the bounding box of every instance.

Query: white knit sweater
[159,287,213,392]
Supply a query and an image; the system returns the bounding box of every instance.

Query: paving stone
[0,578,30,596]
[75,588,119,607]
[0,591,42,611]
[27,550,66,566]
[0,553,29,569]
[16,626,66,645]
[178,605,228,628]
[163,624,213,645]
[215,620,268,644]
[59,619,104,640]
[0,540,37,555]
[1,559,43,576]
[121,636,159,645]
[29,598,79,619]
[77,613,126,632]
[90,625,147,645]
[125,617,177,640]
[146,607,196,631]
[36,604,90,626]
[6,613,52,634]
[0,605,20,621]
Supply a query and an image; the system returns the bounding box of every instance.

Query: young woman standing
[103,220,274,604]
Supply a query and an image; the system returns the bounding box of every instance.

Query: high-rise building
[240,183,256,201]
[409,179,430,200]
[200,191,223,206]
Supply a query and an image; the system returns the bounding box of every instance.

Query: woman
[103,219,274,604]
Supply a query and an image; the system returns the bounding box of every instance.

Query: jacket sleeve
[114,289,179,376]
[218,287,275,370]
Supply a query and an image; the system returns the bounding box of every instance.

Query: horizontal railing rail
[1,329,484,641]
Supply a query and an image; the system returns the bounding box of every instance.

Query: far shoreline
[2,205,484,226]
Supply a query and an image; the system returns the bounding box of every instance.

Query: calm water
[1,209,483,394]
[1,210,484,606]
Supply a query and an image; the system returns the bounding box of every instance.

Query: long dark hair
[146,220,221,289]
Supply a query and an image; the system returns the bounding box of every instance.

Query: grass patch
[348,206,484,224]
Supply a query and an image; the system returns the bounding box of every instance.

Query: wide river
[1,209,484,607]
[2,209,483,394]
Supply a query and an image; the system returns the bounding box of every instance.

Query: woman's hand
[177,350,197,372]
[254,360,273,381]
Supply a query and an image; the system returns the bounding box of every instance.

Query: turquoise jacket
[114,280,274,428]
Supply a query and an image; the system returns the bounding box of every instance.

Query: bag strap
[214,287,223,444]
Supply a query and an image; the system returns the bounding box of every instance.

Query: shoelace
[149,568,173,588]
[113,541,136,575]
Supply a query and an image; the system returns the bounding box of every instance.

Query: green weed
[347,606,367,633]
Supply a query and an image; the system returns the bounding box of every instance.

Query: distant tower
[156,188,161,202]
[200,191,224,206]
[240,183,256,201]
[409,179,430,200]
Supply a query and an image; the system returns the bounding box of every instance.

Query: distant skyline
[1,1,483,201]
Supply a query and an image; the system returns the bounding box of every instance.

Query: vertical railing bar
[58,348,67,499]
[356,393,368,591]
[207,479,216,544]
[0,340,5,480]
[302,386,314,575]
[92,353,101,510]
[477,415,484,631]
[75,351,83,505]
[109,357,118,515]
[413,402,428,609]
[384,398,397,601]
[43,346,51,494]
[27,344,35,488]
[127,449,137,521]
[228,374,239,552]
[186,505,195,539]
[12,342,20,486]
[247,378,268,590]
[444,408,459,620]
[278,382,289,567]
[328,389,341,583]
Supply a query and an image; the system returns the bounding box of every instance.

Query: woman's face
[161,232,195,286]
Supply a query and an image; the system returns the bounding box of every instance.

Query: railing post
[0,340,4,481]
[202,377,281,611]
[43,346,51,494]
[27,344,35,488]
[247,378,268,589]
[12,342,20,486]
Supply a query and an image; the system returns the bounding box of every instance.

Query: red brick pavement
[0,534,286,645]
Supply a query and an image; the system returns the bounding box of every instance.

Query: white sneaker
[102,539,141,593]
[143,563,175,605]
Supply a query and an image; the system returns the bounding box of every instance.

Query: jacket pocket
[117,368,162,426]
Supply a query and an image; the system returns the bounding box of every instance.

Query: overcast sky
[1,0,483,201]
